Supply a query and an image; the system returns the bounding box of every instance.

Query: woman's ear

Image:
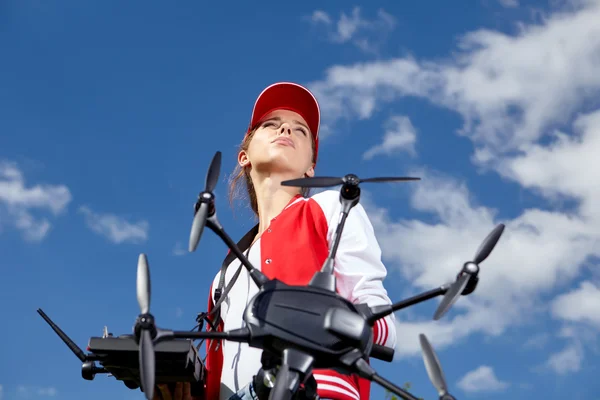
[238,150,250,168]
[304,164,315,178]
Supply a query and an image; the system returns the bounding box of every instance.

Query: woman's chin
[253,158,303,176]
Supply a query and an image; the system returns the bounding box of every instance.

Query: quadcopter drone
[38,151,505,400]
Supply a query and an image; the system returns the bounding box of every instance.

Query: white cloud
[173,241,187,256]
[15,385,57,397]
[363,115,417,160]
[497,109,600,220]
[0,161,71,241]
[551,281,600,327]
[358,166,600,359]
[78,206,149,244]
[302,1,600,368]
[36,387,57,397]
[457,365,510,393]
[307,0,600,157]
[545,342,584,374]
[533,324,597,375]
[499,0,519,7]
[309,10,331,25]
[523,332,550,349]
[306,7,396,54]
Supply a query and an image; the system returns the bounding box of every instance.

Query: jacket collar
[232,193,304,254]
[285,193,303,209]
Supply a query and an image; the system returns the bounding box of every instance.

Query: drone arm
[366,285,449,324]
[321,195,397,348]
[154,327,250,347]
[170,327,250,342]
[353,359,420,400]
[206,217,268,288]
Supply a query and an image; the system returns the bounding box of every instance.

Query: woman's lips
[272,137,295,148]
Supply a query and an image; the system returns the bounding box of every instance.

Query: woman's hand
[152,382,200,400]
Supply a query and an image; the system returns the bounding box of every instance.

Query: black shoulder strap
[215,223,259,303]
[197,223,259,332]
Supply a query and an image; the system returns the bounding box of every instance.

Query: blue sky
[1,1,599,399]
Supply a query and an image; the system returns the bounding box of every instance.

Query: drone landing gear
[268,348,315,400]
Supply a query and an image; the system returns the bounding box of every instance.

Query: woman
[158,82,397,400]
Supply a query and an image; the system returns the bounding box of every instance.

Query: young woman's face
[240,109,315,178]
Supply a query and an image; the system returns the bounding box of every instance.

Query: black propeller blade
[419,334,456,400]
[433,223,505,320]
[281,174,420,188]
[189,151,221,252]
[205,150,221,193]
[432,273,470,321]
[473,223,505,265]
[135,254,156,400]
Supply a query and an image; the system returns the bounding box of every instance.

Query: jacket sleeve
[322,191,397,350]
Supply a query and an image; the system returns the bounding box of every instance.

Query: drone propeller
[289,173,420,292]
[433,223,505,320]
[137,254,151,314]
[189,151,221,252]
[281,174,420,189]
[419,334,456,400]
[135,253,157,400]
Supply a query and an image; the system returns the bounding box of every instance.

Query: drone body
[243,279,373,369]
[38,150,505,400]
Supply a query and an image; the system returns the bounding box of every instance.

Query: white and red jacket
[203,189,396,400]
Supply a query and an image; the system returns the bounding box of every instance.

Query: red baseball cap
[246,81,321,163]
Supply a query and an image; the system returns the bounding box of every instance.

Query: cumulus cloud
[498,0,519,8]
[551,281,600,327]
[457,365,510,393]
[15,385,57,397]
[306,7,396,54]
[359,165,599,359]
[300,1,600,368]
[363,115,417,160]
[173,241,187,256]
[307,0,600,158]
[497,109,600,220]
[538,325,594,375]
[523,332,550,349]
[78,206,149,244]
[0,161,71,241]
[545,342,584,374]
[309,10,331,25]
[35,387,57,397]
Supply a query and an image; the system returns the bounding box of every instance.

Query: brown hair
[228,126,316,217]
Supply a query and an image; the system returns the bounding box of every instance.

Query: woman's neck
[251,172,301,235]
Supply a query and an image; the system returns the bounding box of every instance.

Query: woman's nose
[279,123,292,135]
